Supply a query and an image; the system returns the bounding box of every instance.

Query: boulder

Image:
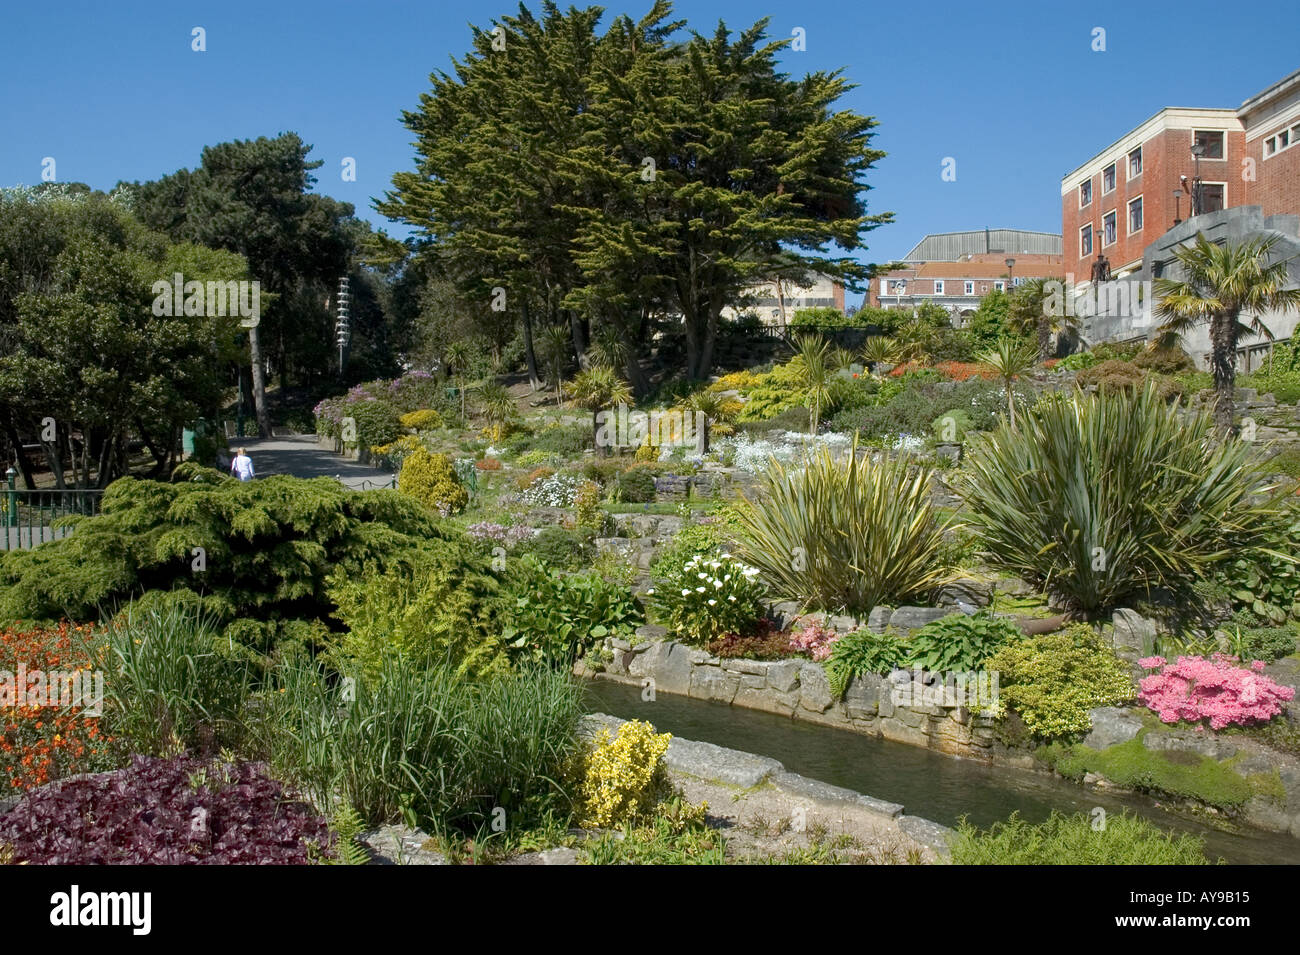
[934,577,995,609]
[1111,608,1157,657]
[798,662,834,713]
[1081,707,1144,750]
[867,605,893,633]
[889,606,951,632]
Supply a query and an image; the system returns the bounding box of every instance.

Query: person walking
[230,447,255,481]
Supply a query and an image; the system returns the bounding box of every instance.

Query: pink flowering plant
[1137,654,1295,730]
[788,620,840,661]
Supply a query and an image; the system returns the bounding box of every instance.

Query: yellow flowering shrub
[398,446,468,515]
[634,439,660,462]
[709,370,760,393]
[400,409,444,431]
[581,720,672,828]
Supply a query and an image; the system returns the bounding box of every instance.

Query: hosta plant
[906,613,1021,673]
[649,554,766,643]
[959,383,1281,616]
[734,436,953,614]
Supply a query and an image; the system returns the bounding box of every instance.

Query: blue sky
[3,0,1297,288]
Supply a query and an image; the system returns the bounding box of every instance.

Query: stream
[583,678,1300,865]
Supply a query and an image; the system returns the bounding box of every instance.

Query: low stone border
[585,636,1000,758]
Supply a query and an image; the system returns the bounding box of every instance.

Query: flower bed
[1,623,116,792]
[0,755,333,864]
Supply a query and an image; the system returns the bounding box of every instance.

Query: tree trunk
[568,310,587,365]
[1210,312,1237,436]
[249,323,272,437]
[4,422,36,489]
[1037,317,1052,362]
[521,299,542,391]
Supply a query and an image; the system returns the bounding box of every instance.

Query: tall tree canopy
[378,1,889,383]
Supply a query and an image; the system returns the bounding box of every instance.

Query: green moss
[1246,770,1286,804]
[1051,737,1254,810]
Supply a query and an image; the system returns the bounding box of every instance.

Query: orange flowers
[1,622,116,791]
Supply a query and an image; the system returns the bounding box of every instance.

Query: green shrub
[399,408,444,431]
[948,810,1212,865]
[503,556,642,667]
[398,446,469,515]
[514,526,590,571]
[650,515,739,579]
[1076,360,1182,401]
[984,625,1135,739]
[1048,738,1258,810]
[824,629,908,698]
[959,384,1279,616]
[349,399,403,452]
[614,466,657,504]
[1225,623,1298,663]
[0,476,445,660]
[1056,351,1100,372]
[735,437,951,614]
[325,542,510,680]
[257,659,584,831]
[1262,446,1300,480]
[651,553,767,643]
[930,409,974,442]
[1243,339,1300,402]
[1220,509,1300,624]
[103,602,253,757]
[906,613,1020,672]
[530,423,590,455]
[1133,345,1195,374]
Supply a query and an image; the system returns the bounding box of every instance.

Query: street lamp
[1005,257,1015,292]
[1173,188,1183,226]
[895,278,907,311]
[1190,141,1205,216]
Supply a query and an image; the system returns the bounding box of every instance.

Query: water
[582,678,1300,865]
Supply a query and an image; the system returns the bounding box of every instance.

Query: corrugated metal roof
[903,229,1064,261]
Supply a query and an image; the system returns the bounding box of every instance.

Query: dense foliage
[948,810,1211,865]
[0,754,332,865]
[959,384,1280,615]
[735,439,951,613]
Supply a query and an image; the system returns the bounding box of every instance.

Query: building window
[1128,146,1142,178]
[1013,276,1024,287]
[1103,211,1117,246]
[994,280,1005,292]
[1079,180,1092,207]
[1194,130,1225,159]
[1264,124,1300,159]
[1198,183,1226,214]
[933,280,944,295]
[1128,196,1143,234]
[1080,225,1093,257]
[1102,163,1116,193]
[964,281,974,295]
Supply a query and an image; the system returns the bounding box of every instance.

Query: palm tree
[980,337,1037,432]
[860,335,901,376]
[793,333,833,434]
[681,390,739,453]
[586,325,630,372]
[539,325,571,406]
[1008,276,1079,362]
[895,316,931,365]
[477,382,517,444]
[566,366,632,454]
[444,340,474,422]
[1154,233,1300,434]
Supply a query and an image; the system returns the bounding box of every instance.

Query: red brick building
[866,229,1063,321]
[1062,68,1300,280]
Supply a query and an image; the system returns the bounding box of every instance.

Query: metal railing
[3,469,104,550]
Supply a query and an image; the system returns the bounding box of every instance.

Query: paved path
[233,435,396,490]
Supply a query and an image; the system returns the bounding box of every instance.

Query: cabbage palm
[1154,233,1300,435]
[860,335,901,376]
[1008,276,1078,361]
[979,337,1037,431]
[566,366,632,453]
[681,390,739,453]
[477,382,517,444]
[793,333,832,434]
[539,325,572,406]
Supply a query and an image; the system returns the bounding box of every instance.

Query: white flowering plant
[649,553,767,643]
[517,472,582,507]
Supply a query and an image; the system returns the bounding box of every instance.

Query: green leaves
[905,614,1020,673]
[735,435,953,614]
[959,383,1282,616]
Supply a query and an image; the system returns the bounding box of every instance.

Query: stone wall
[586,635,1000,758]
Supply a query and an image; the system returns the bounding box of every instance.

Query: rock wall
[587,635,999,758]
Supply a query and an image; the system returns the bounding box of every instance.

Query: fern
[823,629,908,699]
[327,805,371,866]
